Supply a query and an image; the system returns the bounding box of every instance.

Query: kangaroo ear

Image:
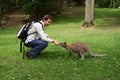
[64,41,67,44]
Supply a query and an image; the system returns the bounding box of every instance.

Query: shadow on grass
[96,24,120,30]
[38,50,95,60]
[53,14,84,24]
[38,50,68,60]
[95,17,120,30]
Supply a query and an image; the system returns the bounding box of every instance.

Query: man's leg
[26,39,48,58]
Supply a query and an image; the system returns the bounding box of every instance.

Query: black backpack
[17,21,43,59]
[17,22,33,40]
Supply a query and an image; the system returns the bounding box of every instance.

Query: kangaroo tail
[88,51,107,58]
[90,54,108,58]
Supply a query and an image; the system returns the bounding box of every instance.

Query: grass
[0,7,120,80]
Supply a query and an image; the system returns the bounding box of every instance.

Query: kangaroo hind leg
[78,51,85,60]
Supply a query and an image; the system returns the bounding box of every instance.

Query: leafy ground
[0,7,120,80]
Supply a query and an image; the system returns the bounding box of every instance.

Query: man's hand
[53,40,59,45]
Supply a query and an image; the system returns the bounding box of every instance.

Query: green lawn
[0,8,120,80]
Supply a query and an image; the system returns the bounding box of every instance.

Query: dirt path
[0,13,28,28]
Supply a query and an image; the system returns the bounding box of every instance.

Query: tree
[0,0,65,24]
[0,2,2,26]
[23,0,64,21]
[95,0,120,8]
[109,0,120,8]
[73,0,85,6]
[0,0,19,26]
[82,0,95,27]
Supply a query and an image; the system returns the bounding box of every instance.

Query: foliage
[22,0,64,21]
[0,8,120,80]
[95,0,120,8]
[73,0,85,6]
[0,0,17,13]
[0,0,16,26]
[0,0,64,22]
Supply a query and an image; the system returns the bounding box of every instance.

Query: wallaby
[59,42,107,59]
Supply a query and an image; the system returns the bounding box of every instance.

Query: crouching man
[25,14,59,59]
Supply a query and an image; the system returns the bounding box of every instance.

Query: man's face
[44,18,52,26]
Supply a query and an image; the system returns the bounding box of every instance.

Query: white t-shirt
[25,21,53,43]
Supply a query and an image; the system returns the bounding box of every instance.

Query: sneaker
[26,52,34,59]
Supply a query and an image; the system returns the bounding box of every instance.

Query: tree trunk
[0,2,2,26]
[82,0,95,27]
[110,0,113,7]
[113,0,116,8]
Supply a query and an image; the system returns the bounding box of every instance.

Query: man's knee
[42,41,48,47]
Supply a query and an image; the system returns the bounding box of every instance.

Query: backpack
[17,21,43,59]
[17,21,34,40]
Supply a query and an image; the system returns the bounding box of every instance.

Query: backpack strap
[20,40,23,52]
[27,21,44,36]
[20,39,26,59]
[38,22,44,30]
[22,42,25,59]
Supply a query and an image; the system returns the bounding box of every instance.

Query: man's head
[42,14,52,26]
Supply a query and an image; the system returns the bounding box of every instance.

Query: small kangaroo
[59,42,107,59]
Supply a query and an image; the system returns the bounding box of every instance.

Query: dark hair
[42,14,53,21]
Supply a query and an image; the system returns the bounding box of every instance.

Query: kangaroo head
[59,42,67,47]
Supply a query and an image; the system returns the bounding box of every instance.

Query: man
[25,14,59,59]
